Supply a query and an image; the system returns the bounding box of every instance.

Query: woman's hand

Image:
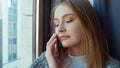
[45,33,62,68]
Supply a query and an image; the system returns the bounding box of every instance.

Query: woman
[30,0,120,68]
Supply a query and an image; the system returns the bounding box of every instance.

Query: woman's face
[54,4,82,48]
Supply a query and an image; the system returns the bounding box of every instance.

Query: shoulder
[30,51,49,68]
[106,58,120,68]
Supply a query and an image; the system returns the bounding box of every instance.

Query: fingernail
[53,33,55,35]
[53,33,56,36]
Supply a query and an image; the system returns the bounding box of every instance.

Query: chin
[61,42,73,47]
[61,40,73,47]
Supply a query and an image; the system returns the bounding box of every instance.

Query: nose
[58,24,65,32]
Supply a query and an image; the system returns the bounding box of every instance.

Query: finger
[46,38,57,57]
[46,38,57,50]
[47,33,57,45]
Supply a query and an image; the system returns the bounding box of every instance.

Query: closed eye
[54,24,59,27]
[66,19,73,23]
[53,20,59,27]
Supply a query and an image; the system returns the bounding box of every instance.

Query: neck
[68,46,84,56]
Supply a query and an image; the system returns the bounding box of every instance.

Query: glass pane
[0,0,2,66]
[0,0,34,68]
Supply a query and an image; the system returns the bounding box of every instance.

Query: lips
[59,35,70,40]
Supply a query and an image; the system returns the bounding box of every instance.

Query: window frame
[33,0,52,61]
[0,19,2,68]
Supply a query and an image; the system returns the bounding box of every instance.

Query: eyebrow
[54,14,75,20]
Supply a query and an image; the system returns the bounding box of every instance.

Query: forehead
[54,4,75,18]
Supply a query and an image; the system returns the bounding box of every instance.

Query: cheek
[61,29,82,47]
[72,31,82,44]
[68,24,82,37]
[55,28,58,33]
[68,24,82,42]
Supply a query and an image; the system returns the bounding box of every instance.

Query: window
[0,0,51,67]
[0,0,36,68]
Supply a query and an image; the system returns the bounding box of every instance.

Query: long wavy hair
[51,0,111,68]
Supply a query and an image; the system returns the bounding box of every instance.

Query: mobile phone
[56,37,62,56]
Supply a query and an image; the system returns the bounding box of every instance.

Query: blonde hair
[51,0,111,68]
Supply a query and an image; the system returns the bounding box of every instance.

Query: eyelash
[54,19,73,27]
[55,24,59,27]
[66,19,73,23]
